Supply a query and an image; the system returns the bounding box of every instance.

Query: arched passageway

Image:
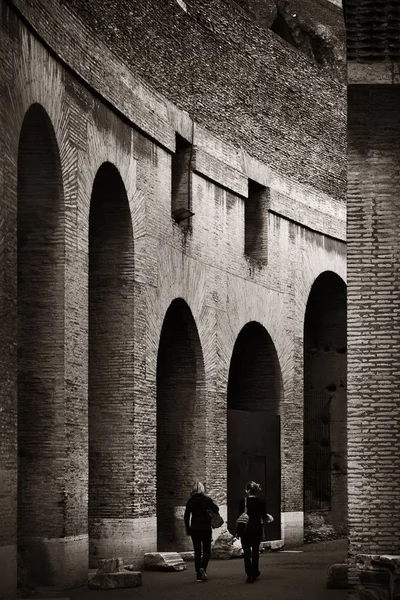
[17,104,65,583]
[156,299,206,551]
[304,272,347,538]
[227,322,282,540]
[88,163,135,564]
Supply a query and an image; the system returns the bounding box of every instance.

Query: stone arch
[156,298,207,551]
[17,103,65,583]
[227,321,283,539]
[303,270,347,538]
[88,162,135,565]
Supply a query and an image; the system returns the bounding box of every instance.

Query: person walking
[184,481,220,582]
[236,480,273,583]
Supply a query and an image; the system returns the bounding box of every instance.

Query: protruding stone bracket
[356,554,400,600]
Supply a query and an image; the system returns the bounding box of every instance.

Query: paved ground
[36,539,356,600]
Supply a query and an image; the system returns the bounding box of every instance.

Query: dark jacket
[184,493,219,533]
[238,496,268,534]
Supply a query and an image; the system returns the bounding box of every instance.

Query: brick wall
[0,1,346,594]
[10,0,346,202]
[348,85,400,564]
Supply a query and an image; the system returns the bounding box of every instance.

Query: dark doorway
[17,104,64,584]
[88,162,135,564]
[156,299,206,551]
[304,271,347,538]
[227,322,282,539]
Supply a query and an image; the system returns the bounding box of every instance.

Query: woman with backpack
[236,480,273,583]
[184,481,221,582]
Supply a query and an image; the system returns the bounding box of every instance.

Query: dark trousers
[191,529,212,573]
[241,529,262,578]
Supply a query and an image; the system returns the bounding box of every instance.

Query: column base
[89,517,156,569]
[281,511,304,547]
[18,535,88,589]
[0,545,17,600]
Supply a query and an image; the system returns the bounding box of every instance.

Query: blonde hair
[191,481,205,495]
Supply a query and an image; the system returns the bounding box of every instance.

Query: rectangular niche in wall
[171,133,194,228]
[244,179,269,264]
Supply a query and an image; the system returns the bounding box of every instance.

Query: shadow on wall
[156,298,207,553]
[227,321,283,541]
[304,271,347,542]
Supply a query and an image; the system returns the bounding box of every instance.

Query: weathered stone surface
[270,540,284,551]
[89,571,142,589]
[326,563,348,589]
[179,551,195,562]
[304,513,325,529]
[356,554,400,600]
[144,552,187,571]
[211,530,234,559]
[97,557,124,574]
[211,531,243,559]
[260,539,284,552]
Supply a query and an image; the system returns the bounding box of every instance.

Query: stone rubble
[144,552,187,571]
[211,530,243,559]
[88,557,142,589]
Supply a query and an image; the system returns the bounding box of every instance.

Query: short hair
[191,481,205,495]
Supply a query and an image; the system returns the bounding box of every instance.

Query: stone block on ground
[326,563,348,589]
[144,552,187,571]
[89,571,142,589]
[356,553,400,600]
[97,557,124,574]
[179,551,195,562]
[270,540,284,551]
[260,540,284,552]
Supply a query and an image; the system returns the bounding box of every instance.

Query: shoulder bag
[236,497,249,534]
[207,508,224,529]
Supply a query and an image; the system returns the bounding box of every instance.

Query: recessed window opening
[271,11,297,48]
[171,134,194,227]
[244,179,268,264]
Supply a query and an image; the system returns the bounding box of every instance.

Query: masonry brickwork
[348,84,400,580]
[0,0,346,596]
[346,0,400,593]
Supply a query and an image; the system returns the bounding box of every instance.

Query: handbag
[261,513,274,541]
[207,509,224,529]
[236,497,249,534]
